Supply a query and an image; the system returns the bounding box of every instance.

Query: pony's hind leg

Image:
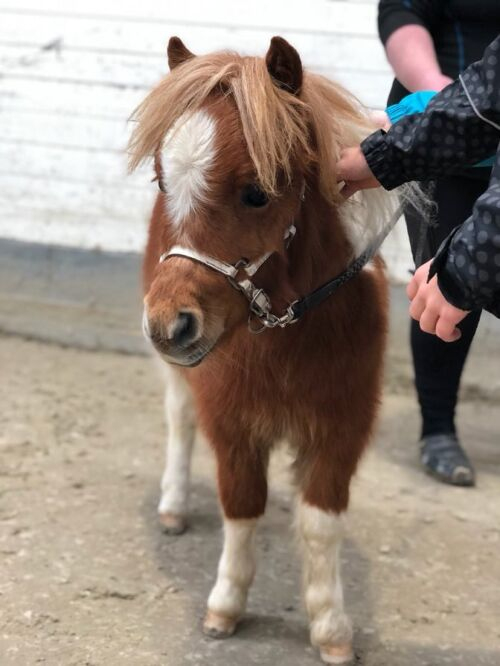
[158,365,196,535]
[295,443,360,665]
[203,435,269,639]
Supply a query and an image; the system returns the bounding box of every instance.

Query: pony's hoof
[320,643,354,664]
[203,611,237,639]
[159,512,187,535]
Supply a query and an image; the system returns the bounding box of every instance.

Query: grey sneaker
[419,433,475,487]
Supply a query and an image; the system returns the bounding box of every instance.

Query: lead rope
[288,202,404,322]
[413,181,437,269]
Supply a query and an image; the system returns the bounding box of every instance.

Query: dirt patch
[1,336,499,665]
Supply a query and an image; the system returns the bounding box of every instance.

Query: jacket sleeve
[428,143,500,314]
[378,0,443,45]
[361,36,500,190]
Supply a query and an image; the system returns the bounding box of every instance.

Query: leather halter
[158,202,403,334]
[159,224,297,333]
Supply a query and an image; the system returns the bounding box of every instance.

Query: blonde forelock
[128,50,378,204]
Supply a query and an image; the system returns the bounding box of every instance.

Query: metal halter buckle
[249,289,272,318]
[247,300,298,334]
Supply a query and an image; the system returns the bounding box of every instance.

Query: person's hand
[369,110,392,132]
[407,260,469,342]
[337,147,381,198]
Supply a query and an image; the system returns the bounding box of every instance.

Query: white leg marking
[158,365,196,529]
[160,109,216,226]
[296,499,353,661]
[207,518,258,621]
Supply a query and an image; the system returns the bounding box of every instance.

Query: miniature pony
[130,36,393,664]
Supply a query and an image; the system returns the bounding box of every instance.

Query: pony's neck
[288,181,352,294]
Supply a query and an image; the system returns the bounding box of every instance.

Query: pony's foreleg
[204,517,258,638]
[203,441,268,639]
[296,449,357,665]
[158,365,196,535]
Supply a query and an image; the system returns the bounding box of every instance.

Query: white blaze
[160,110,216,226]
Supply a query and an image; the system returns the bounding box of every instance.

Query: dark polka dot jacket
[362,35,500,317]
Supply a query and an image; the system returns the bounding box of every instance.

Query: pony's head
[130,36,383,366]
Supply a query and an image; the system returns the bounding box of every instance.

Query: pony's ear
[167,36,195,70]
[265,36,303,95]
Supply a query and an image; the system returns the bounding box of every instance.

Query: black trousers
[405,175,488,438]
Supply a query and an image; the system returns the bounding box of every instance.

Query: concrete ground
[1,335,500,666]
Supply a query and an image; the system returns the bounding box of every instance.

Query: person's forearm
[385,25,451,91]
[338,36,500,198]
[361,82,498,190]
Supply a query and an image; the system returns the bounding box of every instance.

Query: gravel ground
[1,335,499,666]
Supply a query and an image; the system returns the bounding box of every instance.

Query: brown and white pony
[130,36,394,664]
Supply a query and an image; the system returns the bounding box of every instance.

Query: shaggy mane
[128,50,378,204]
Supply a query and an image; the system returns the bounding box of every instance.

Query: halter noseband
[159,224,298,334]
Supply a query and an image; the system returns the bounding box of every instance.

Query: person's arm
[385,25,452,91]
[428,144,500,313]
[378,1,450,91]
[337,35,500,198]
[406,144,500,341]
[356,36,500,191]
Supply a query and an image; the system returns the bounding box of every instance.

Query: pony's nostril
[170,312,199,348]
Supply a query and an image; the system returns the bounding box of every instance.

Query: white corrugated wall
[0,0,412,278]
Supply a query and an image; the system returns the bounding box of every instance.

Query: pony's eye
[241,184,269,208]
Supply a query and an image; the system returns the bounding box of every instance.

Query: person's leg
[411,312,481,439]
[405,176,488,485]
[410,312,481,485]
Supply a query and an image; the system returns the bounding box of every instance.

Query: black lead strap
[290,246,374,321]
[289,204,403,323]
